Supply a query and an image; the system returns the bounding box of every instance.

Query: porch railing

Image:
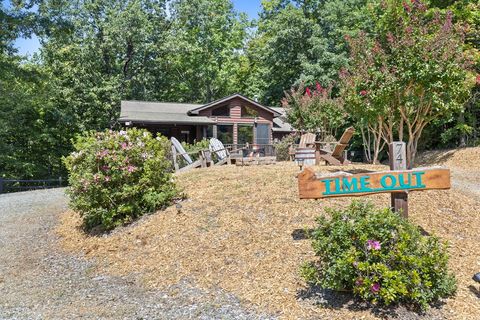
[224,144,276,157]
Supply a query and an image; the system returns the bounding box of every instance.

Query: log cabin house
[119,94,295,153]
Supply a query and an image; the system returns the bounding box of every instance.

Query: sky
[11,0,263,56]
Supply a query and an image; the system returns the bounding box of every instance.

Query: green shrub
[181,139,211,161]
[274,134,298,161]
[301,201,456,310]
[64,128,178,231]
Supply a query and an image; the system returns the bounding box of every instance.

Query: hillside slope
[419,147,480,197]
[57,158,480,320]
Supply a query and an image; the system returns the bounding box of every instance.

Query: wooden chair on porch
[171,137,211,172]
[317,127,355,165]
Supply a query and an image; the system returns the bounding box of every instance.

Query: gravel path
[0,188,274,320]
[450,167,480,197]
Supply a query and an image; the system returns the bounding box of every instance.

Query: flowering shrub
[301,201,456,310]
[340,0,469,166]
[64,128,178,231]
[282,82,346,140]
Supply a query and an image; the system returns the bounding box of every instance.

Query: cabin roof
[187,93,282,117]
[119,100,215,125]
[271,107,294,132]
[119,95,291,130]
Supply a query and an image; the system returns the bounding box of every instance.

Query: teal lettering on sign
[342,177,359,192]
[360,176,372,191]
[321,171,427,196]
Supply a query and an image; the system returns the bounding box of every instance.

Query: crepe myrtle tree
[282,82,346,141]
[341,0,470,167]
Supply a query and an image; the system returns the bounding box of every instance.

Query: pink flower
[121,142,128,150]
[367,240,381,251]
[126,165,137,173]
[360,90,368,96]
[443,11,453,31]
[96,149,109,158]
[355,278,364,286]
[402,1,411,12]
[339,68,349,79]
[305,87,312,97]
[476,74,480,86]
[386,32,395,44]
[104,176,111,182]
[101,165,109,171]
[371,283,380,294]
[93,174,100,183]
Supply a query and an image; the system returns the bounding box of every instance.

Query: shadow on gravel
[291,228,314,240]
[468,285,480,299]
[417,149,457,166]
[297,285,446,319]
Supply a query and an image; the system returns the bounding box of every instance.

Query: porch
[136,122,274,148]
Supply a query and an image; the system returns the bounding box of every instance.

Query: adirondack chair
[298,132,316,148]
[317,127,355,165]
[171,137,210,172]
[208,138,233,165]
[295,132,317,166]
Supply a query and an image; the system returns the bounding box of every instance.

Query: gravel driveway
[0,188,274,320]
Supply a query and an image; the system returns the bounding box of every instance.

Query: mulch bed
[57,155,480,319]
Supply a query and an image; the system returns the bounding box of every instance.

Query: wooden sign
[298,167,451,199]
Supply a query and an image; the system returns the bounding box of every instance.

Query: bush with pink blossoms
[301,201,456,310]
[64,128,178,231]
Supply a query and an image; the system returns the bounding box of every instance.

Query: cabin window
[256,124,270,144]
[212,105,230,117]
[241,105,258,118]
[217,125,233,144]
[238,124,254,145]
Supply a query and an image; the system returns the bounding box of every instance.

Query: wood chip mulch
[57,154,480,320]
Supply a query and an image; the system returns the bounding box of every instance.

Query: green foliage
[282,82,345,138]
[180,139,212,163]
[274,133,297,161]
[167,0,249,102]
[299,0,374,86]
[245,4,314,106]
[64,128,178,231]
[181,139,210,155]
[302,201,456,310]
[246,0,374,106]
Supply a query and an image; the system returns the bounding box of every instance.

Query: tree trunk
[360,126,372,163]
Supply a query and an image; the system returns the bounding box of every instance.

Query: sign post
[389,142,408,218]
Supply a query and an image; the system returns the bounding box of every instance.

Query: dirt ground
[57,147,480,320]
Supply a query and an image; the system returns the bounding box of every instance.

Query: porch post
[195,126,202,141]
[233,123,238,145]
